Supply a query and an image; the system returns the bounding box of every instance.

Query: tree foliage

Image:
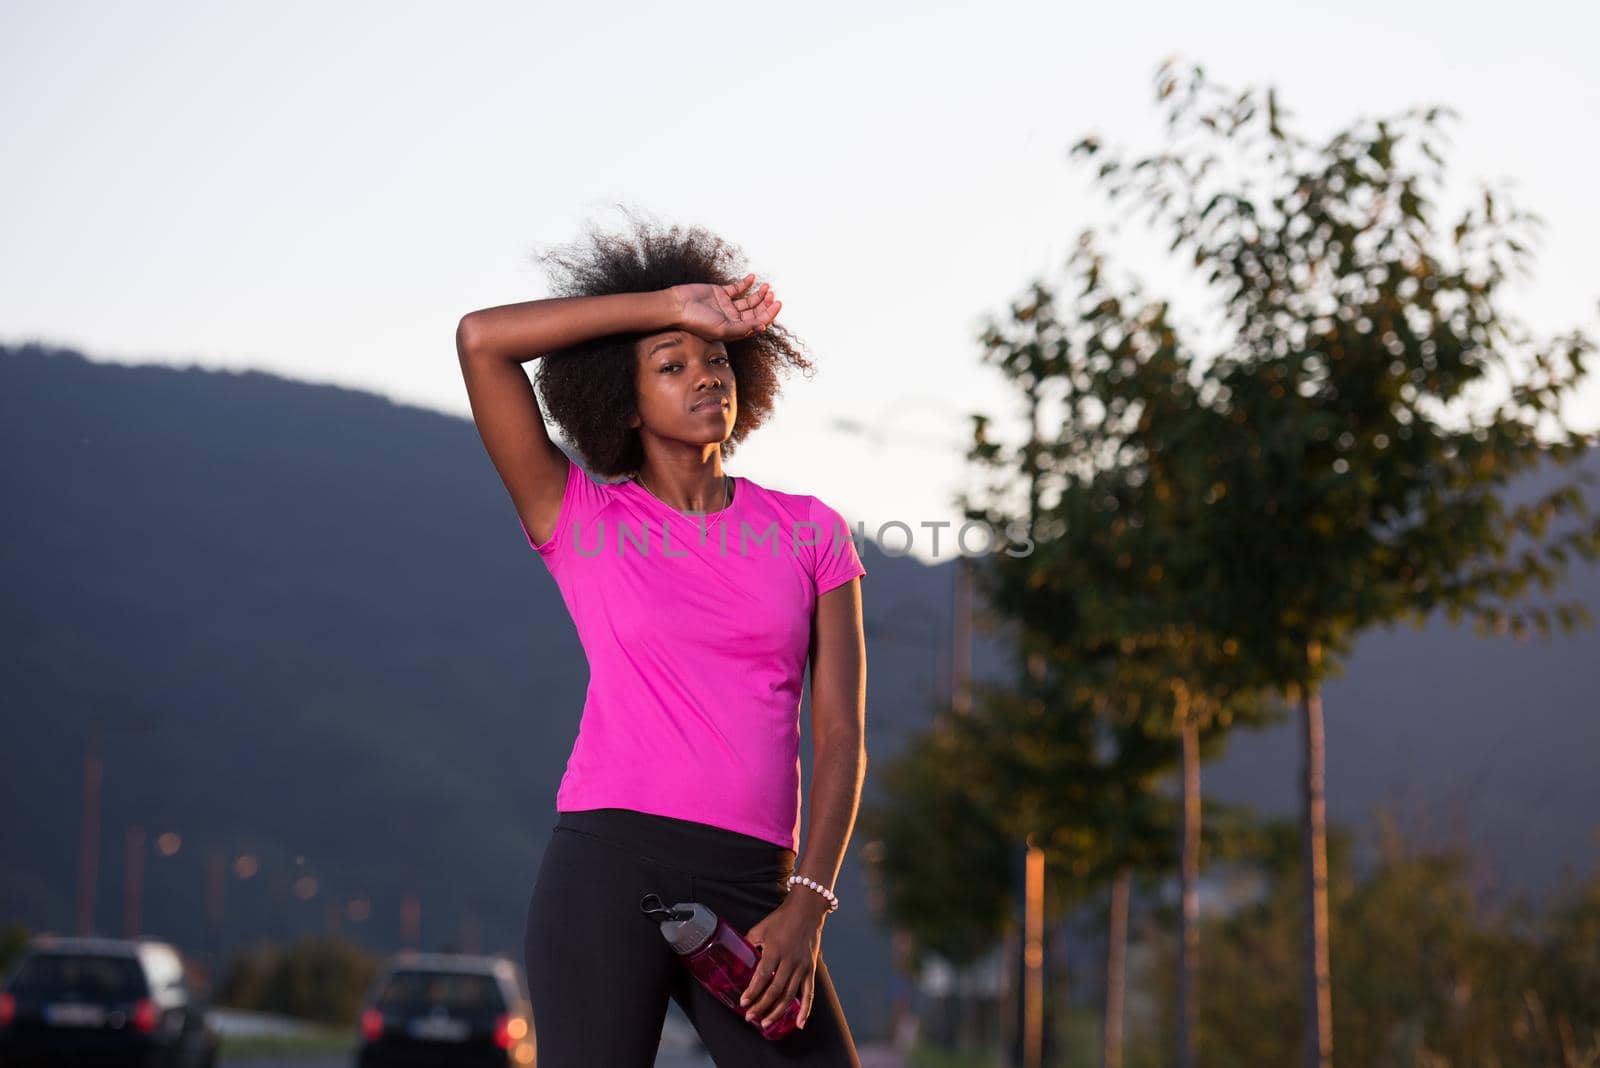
[1070,59,1600,680]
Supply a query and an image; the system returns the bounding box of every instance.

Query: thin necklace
[635,471,731,515]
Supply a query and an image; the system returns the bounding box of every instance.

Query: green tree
[1511,874,1600,1065]
[1139,814,1600,1067]
[953,663,1265,1068]
[1070,60,1600,1067]
[218,936,378,1026]
[862,724,1015,965]
[863,716,1023,1054]
[0,922,33,979]
[964,230,1280,1068]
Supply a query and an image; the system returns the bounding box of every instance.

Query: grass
[216,1026,355,1059]
[908,1045,1006,1068]
[905,1013,1163,1068]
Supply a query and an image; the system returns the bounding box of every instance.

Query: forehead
[638,331,727,359]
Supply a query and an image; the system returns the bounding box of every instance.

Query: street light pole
[75,715,159,936]
[75,730,103,935]
[122,824,146,937]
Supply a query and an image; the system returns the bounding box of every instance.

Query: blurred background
[3,2,1598,1066]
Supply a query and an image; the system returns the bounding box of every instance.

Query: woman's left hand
[739,892,828,1029]
[671,273,781,342]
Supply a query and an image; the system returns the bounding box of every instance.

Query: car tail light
[0,992,15,1028]
[361,1008,385,1042]
[494,1013,528,1050]
[131,998,160,1033]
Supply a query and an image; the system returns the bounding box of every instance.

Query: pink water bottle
[640,893,802,1041]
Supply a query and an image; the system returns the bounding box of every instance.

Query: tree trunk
[1300,639,1333,1068]
[1176,683,1200,1068]
[1102,865,1130,1068]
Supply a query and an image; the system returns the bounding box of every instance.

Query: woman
[455,212,868,1067]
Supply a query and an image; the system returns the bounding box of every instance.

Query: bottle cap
[640,894,716,954]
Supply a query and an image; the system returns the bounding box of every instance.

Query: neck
[635,463,731,513]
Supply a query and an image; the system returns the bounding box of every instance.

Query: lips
[691,396,729,412]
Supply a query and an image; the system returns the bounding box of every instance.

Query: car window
[7,954,148,1001]
[375,970,506,1014]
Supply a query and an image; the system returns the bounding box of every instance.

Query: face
[630,329,737,446]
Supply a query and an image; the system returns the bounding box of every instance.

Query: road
[217,1043,905,1067]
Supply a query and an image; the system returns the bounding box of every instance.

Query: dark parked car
[355,952,534,1067]
[0,935,219,1068]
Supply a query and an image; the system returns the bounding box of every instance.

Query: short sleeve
[518,456,613,567]
[808,495,867,597]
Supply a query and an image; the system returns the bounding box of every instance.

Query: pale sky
[5,0,1597,563]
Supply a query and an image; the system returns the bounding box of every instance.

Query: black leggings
[523,807,861,1067]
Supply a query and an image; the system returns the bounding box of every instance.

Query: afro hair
[530,206,815,479]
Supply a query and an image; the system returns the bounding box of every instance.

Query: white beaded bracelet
[786,874,839,913]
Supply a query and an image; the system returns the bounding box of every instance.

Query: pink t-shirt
[519,457,867,850]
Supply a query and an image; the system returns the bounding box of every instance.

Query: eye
[712,355,730,365]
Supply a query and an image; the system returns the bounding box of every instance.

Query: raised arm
[454,290,681,545]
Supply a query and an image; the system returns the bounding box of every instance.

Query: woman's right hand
[669,273,782,341]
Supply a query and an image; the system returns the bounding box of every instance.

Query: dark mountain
[3,342,1595,1039]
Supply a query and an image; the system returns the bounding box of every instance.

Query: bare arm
[454,290,680,544]
[739,576,867,1028]
[796,576,868,908]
